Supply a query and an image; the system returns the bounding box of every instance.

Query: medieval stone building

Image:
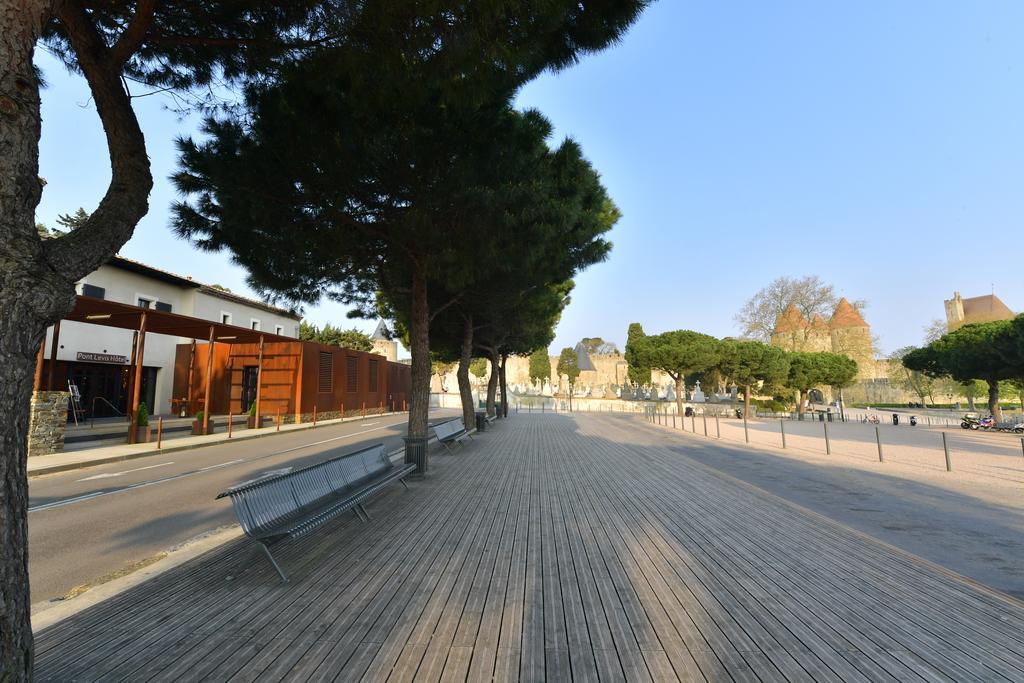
[944,291,1016,332]
[770,298,881,381]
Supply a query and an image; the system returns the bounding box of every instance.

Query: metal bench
[215,443,415,582]
[432,418,473,452]
[484,413,498,425]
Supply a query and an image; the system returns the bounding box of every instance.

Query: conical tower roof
[370,320,390,341]
[573,342,597,372]
[809,314,830,332]
[829,298,868,329]
[773,303,808,334]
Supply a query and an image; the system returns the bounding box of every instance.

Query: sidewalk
[29,412,408,477]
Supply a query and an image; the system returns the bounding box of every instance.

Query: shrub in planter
[191,410,216,435]
[246,403,262,429]
[133,403,152,443]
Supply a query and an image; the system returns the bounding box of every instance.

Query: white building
[43,256,301,418]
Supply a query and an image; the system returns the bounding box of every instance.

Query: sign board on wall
[76,352,129,364]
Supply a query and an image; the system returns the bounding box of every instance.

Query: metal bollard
[157,416,163,449]
[313,405,317,428]
[942,432,952,471]
[691,415,696,433]
[876,426,883,462]
[277,407,282,431]
[228,411,233,438]
[1020,437,1023,458]
[780,420,786,449]
[715,415,721,438]
[743,414,749,443]
[823,421,831,455]
[703,414,708,436]
[673,415,677,429]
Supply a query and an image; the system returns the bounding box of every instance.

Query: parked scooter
[909,415,918,426]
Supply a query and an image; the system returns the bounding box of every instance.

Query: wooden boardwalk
[35,413,1024,681]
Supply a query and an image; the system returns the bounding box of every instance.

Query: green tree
[718,340,790,419]
[624,323,650,387]
[784,351,854,415]
[470,358,489,379]
[631,330,720,419]
[579,337,618,355]
[959,380,988,412]
[1001,379,1024,411]
[298,322,373,352]
[903,320,1018,420]
[557,347,582,411]
[529,348,551,386]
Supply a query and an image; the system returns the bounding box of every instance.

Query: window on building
[346,356,358,393]
[318,352,333,393]
[221,313,232,325]
[368,359,379,392]
[137,297,151,309]
[275,325,284,335]
[81,284,105,300]
[251,319,261,331]
[154,301,172,313]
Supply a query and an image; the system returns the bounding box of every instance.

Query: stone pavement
[35,413,1024,681]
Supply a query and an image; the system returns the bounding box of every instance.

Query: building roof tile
[773,303,808,334]
[829,298,868,329]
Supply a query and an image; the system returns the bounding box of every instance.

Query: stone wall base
[29,391,70,457]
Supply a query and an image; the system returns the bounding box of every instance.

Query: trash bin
[403,436,428,475]
[819,412,825,422]
[475,412,487,432]
[892,414,899,426]
[827,411,834,422]
[685,406,694,417]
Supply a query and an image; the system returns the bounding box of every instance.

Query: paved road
[28,410,458,605]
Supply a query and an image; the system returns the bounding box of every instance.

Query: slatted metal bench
[484,413,498,425]
[432,418,473,452]
[215,442,415,582]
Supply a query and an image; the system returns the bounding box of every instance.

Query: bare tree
[923,318,947,344]
[735,276,854,341]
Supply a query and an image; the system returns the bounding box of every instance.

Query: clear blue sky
[36,1,1024,356]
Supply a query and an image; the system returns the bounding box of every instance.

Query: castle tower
[370,320,398,362]
[770,303,809,352]
[829,298,873,374]
[944,291,1014,332]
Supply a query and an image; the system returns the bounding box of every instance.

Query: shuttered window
[81,284,105,299]
[154,301,172,313]
[368,359,379,392]
[318,352,333,393]
[346,356,358,393]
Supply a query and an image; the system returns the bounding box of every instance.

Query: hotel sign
[76,352,129,364]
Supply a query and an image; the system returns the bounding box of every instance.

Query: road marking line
[30,419,411,513]
[198,459,245,472]
[77,462,176,482]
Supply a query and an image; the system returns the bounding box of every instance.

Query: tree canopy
[735,275,864,341]
[718,339,790,416]
[298,321,373,352]
[629,329,720,416]
[624,323,650,386]
[529,348,552,385]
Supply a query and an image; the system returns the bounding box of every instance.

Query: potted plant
[246,403,261,429]
[133,403,151,443]
[191,410,215,435]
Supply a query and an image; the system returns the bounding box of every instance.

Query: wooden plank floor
[35,413,1024,682]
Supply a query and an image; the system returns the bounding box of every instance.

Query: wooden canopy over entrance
[34,295,296,443]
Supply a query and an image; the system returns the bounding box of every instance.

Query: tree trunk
[456,315,474,430]
[406,270,430,440]
[486,351,499,417]
[967,395,976,411]
[499,353,508,418]
[987,380,1002,422]
[797,390,806,416]
[744,384,752,419]
[674,376,684,419]
[2,6,155,678]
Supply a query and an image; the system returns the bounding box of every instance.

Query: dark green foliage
[528,348,551,384]
[632,330,720,384]
[903,319,1021,419]
[579,337,618,355]
[717,338,790,411]
[135,402,149,427]
[557,347,581,395]
[299,322,373,352]
[786,351,859,412]
[624,323,649,386]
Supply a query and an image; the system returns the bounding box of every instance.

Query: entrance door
[67,363,129,419]
[240,366,259,412]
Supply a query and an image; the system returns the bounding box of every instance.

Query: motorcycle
[961,414,980,430]
[977,416,996,430]
[909,416,918,426]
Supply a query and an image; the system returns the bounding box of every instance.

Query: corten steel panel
[173,340,411,418]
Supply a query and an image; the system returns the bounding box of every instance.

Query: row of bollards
[646,407,1024,474]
